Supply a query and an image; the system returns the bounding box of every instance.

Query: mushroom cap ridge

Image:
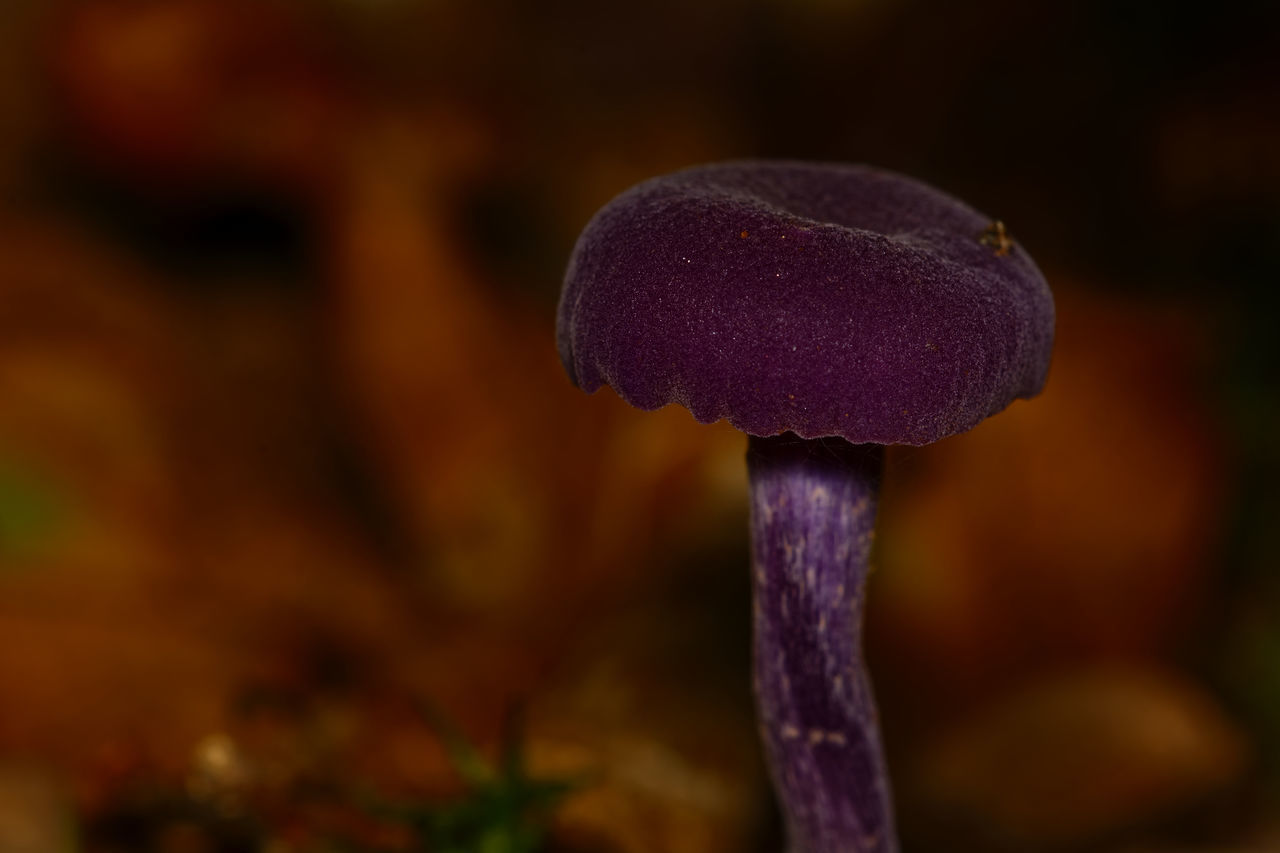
[557,161,1055,445]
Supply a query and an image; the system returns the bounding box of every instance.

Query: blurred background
[0,0,1277,850]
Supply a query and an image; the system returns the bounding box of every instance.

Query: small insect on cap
[557,160,1055,446]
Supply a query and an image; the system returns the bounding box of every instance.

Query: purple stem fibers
[747,433,896,853]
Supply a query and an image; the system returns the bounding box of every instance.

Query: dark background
[0,1,1277,850]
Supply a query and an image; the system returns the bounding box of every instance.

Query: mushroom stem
[747,433,895,853]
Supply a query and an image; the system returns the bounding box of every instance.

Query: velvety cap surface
[557,161,1055,445]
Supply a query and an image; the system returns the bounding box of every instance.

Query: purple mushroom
[556,161,1054,852]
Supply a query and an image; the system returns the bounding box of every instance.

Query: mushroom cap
[557,161,1055,445]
